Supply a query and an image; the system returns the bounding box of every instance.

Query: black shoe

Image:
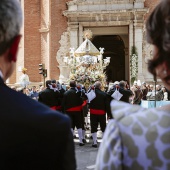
[92,144,98,148]
[79,143,85,146]
[82,139,87,143]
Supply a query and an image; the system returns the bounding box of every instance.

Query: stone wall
[9,0,160,84]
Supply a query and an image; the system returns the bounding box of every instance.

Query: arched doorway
[92,35,125,83]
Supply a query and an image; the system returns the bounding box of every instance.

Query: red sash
[50,106,61,111]
[50,106,57,110]
[90,109,105,115]
[66,105,82,112]
[56,106,61,110]
[82,100,87,107]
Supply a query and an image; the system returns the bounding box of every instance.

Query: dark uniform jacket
[58,88,66,107]
[38,87,61,108]
[62,87,84,113]
[89,88,111,117]
[108,87,133,103]
[0,77,76,170]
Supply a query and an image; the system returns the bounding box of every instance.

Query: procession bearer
[62,80,86,146]
[89,81,111,148]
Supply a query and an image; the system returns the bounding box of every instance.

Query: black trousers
[90,114,106,133]
[66,111,82,129]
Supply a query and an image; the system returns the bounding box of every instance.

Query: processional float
[63,30,110,89]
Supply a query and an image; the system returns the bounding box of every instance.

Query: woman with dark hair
[95,0,170,169]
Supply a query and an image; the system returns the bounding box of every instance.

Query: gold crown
[22,68,27,71]
[83,29,93,39]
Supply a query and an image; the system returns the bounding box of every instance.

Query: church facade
[9,0,160,86]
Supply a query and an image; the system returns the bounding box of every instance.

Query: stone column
[16,0,25,84]
[79,24,83,46]
[129,21,134,85]
[58,65,70,83]
[134,22,144,82]
[39,0,50,80]
[69,23,79,49]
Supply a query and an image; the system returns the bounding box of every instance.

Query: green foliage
[130,46,138,84]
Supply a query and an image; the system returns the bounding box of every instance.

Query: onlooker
[95,0,170,169]
[30,86,39,100]
[141,82,148,100]
[132,84,143,105]
[162,87,168,100]
[156,84,164,100]
[0,1,76,169]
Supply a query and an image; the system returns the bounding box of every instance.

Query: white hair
[94,81,101,89]
[0,0,22,54]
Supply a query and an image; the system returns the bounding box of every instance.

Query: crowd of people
[1,0,170,169]
[10,77,170,150]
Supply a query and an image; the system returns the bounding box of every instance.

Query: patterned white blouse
[95,100,170,170]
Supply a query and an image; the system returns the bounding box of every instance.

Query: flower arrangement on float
[70,72,106,89]
[64,30,110,90]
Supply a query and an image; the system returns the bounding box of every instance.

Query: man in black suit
[0,0,76,169]
[38,80,62,110]
[108,81,133,103]
[62,80,85,146]
[89,81,111,148]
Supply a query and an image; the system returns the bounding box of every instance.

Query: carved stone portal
[56,0,151,83]
[56,31,71,82]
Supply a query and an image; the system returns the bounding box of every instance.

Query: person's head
[133,82,137,88]
[156,84,161,91]
[150,84,154,91]
[142,82,146,87]
[77,83,82,89]
[22,68,27,74]
[51,79,56,84]
[162,87,167,92]
[94,81,102,89]
[69,80,76,88]
[39,86,45,91]
[119,81,125,89]
[51,79,56,88]
[0,0,22,81]
[46,80,52,88]
[32,86,36,92]
[146,0,170,90]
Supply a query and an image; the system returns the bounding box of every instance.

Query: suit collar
[0,76,4,85]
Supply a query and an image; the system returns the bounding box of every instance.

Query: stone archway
[92,35,125,82]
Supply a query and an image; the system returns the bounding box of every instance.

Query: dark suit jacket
[38,88,61,107]
[89,88,111,117]
[108,87,133,103]
[61,87,83,113]
[0,77,76,170]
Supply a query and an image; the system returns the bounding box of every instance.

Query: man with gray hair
[0,0,76,169]
[108,80,133,103]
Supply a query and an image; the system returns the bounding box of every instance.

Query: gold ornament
[83,29,93,39]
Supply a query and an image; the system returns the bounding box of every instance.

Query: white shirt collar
[0,70,4,79]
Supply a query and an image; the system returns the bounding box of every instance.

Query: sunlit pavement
[74,130,102,170]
